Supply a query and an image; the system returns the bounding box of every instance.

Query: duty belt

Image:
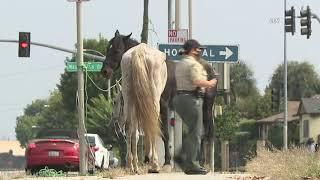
[176,90,205,98]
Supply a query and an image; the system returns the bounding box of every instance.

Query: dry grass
[0,171,26,180]
[246,147,320,180]
[99,165,149,179]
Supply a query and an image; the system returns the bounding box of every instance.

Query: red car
[25,129,95,174]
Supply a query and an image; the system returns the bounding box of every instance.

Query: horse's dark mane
[125,38,139,50]
[108,36,140,52]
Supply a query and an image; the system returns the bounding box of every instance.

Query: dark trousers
[173,94,204,169]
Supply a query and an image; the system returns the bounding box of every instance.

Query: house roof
[298,96,320,115]
[0,140,25,156]
[257,101,300,124]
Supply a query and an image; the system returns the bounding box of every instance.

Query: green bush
[238,119,258,139]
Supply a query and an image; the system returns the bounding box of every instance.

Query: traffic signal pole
[283,0,288,150]
[0,39,105,61]
[174,0,183,170]
[312,13,320,23]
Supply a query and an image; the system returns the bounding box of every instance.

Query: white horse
[122,43,167,173]
[103,31,167,173]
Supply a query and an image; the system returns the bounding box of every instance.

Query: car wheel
[25,168,31,175]
[26,168,37,175]
[88,166,95,175]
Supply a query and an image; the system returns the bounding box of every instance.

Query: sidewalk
[1,170,269,180]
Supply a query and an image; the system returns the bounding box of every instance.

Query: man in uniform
[174,39,217,175]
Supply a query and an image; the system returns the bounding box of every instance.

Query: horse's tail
[130,45,161,141]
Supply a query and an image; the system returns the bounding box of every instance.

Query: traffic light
[18,32,31,57]
[285,6,296,35]
[300,6,312,39]
[271,88,280,112]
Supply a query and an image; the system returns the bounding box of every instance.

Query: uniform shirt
[175,55,208,91]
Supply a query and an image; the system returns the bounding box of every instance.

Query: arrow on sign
[219,47,233,60]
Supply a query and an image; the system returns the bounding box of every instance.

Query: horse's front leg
[132,125,140,173]
[160,99,172,169]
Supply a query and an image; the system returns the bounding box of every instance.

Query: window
[303,120,309,138]
[85,136,95,145]
[98,136,106,147]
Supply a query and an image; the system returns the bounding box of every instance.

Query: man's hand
[208,78,217,88]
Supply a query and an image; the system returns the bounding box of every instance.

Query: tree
[15,115,40,148]
[37,90,76,129]
[15,90,74,147]
[229,61,260,119]
[86,94,126,165]
[15,99,48,147]
[255,91,273,119]
[15,36,120,148]
[230,61,259,103]
[215,106,240,141]
[57,36,110,114]
[86,94,115,144]
[23,99,48,116]
[270,61,320,100]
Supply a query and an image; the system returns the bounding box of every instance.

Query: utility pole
[283,0,288,150]
[188,0,192,39]
[74,0,87,175]
[175,0,181,29]
[174,0,183,169]
[168,0,175,166]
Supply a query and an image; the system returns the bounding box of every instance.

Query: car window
[98,136,106,147]
[36,129,78,139]
[86,136,95,145]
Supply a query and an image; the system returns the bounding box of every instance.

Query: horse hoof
[134,168,141,174]
[148,164,160,173]
[161,164,172,173]
[148,168,160,173]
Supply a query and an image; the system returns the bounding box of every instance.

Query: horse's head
[101,30,136,79]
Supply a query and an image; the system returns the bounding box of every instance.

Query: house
[256,101,300,144]
[297,96,320,144]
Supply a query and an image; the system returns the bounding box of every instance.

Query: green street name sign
[66,62,103,72]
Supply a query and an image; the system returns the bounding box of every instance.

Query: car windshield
[35,129,78,139]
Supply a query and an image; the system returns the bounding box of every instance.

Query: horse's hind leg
[148,137,160,173]
[125,103,134,172]
[126,127,133,171]
[144,135,151,164]
[132,125,140,173]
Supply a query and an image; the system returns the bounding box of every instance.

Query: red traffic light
[18,32,31,57]
[20,42,29,48]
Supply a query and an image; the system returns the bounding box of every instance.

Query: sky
[0,0,319,140]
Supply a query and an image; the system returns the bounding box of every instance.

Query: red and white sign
[168,29,188,44]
